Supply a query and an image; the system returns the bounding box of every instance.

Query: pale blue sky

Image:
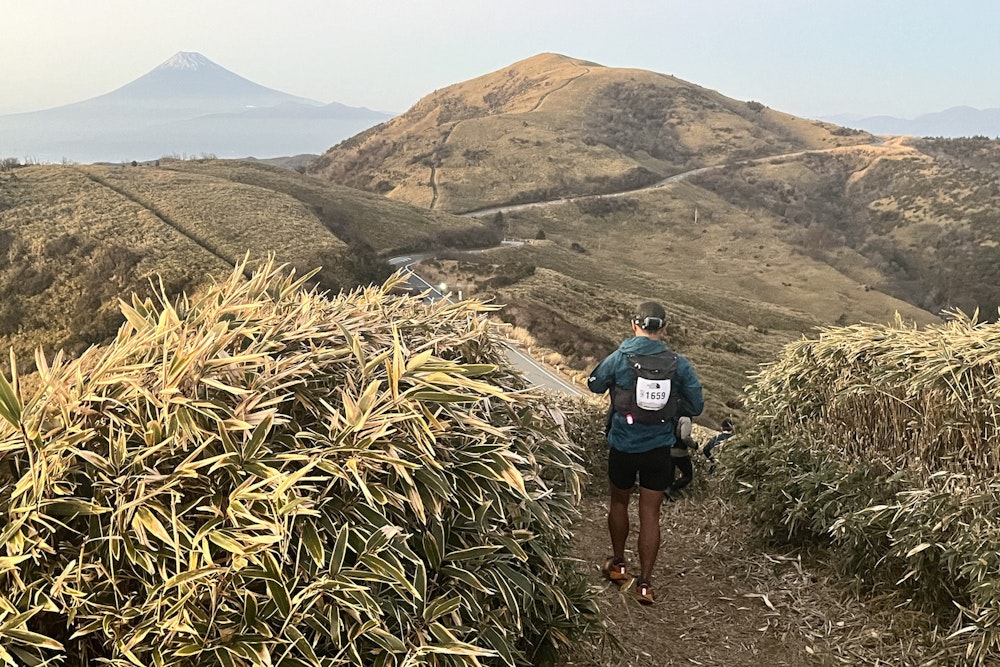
[2,0,997,120]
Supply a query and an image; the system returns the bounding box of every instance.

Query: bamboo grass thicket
[724,310,1000,664]
[0,258,599,666]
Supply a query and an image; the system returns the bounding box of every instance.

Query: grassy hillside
[162,159,494,254]
[7,55,998,431]
[309,53,874,213]
[0,160,491,369]
[417,137,1000,419]
[911,135,1000,176]
[688,138,1000,316]
[415,177,937,425]
[306,52,1000,426]
[302,51,1000,425]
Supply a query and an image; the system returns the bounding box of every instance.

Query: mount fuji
[0,52,393,163]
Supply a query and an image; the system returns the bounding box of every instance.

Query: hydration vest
[612,350,679,425]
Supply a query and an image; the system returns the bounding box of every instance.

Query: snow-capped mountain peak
[157,52,215,71]
[0,50,393,162]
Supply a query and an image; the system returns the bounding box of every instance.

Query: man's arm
[587,352,620,394]
[676,357,705,417]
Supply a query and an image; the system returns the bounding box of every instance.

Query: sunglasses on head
[634,316,664,330]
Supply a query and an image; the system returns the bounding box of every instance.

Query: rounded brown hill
[307,52,874,213]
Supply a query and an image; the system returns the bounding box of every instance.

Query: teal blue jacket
[587,336,704,453]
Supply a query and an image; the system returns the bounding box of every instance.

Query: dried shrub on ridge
[0,258,598,666]
[724,310,1000,665]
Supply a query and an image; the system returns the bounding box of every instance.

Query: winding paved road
[388,255,584,395]
[461,149,846,218]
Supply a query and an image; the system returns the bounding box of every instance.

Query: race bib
[635,377,671,411]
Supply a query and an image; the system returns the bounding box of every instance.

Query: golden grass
[78,164,350,273]
[162,159,489,255]
[304,53,1000,437]
[310,53,875,214]
[0,165,234,365]
[303,56,1000,432]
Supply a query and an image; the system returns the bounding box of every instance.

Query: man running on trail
[588,301,704,605]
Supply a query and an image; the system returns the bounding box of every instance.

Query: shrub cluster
[723,310,1000,664]
[0,259,598,666]
[543,395,606,494]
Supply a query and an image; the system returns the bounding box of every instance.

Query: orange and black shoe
[634,579,654,606]
[601,557,628,584]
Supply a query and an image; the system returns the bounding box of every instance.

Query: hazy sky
[2,0,998,120]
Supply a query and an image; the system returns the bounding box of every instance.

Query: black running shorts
[608,445,671,492]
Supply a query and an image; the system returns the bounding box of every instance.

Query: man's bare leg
[636,486,664,582]
[608,485,631,561]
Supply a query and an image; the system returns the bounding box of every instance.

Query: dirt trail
[567,490,942,667]
[530,66,590,112]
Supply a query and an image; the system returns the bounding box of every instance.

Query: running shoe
[601,557,628,584]
[634,579,654,606]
